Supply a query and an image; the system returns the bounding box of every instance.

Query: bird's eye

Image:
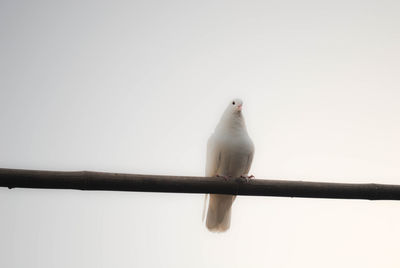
[232,101,235,105]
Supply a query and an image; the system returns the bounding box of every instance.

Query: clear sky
[1,0,400,267]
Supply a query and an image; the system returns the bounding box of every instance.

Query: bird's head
[217,98,247,131]
[227,98,243,114]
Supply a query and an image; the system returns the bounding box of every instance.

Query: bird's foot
[238,174,255,183]
[216,174,231,181]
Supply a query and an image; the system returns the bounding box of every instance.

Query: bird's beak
[237,104,243,111]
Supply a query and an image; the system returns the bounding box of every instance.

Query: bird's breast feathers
[218,132,253,155]
[214,133,254,177]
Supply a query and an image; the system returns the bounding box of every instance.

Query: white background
[1,0,400,267]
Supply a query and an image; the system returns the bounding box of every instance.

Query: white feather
[203,99,254,232]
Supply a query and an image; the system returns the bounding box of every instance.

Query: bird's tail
[202,194,209,222]
[205,194,236,232]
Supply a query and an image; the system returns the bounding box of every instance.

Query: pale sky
[1,0,400,267]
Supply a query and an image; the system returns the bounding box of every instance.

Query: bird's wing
[203,133,221,222]
[205,133,221,177]
[244,141,254,175]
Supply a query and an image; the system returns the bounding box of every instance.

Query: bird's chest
[217,135,252,177]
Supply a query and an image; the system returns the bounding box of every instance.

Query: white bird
[203,98,254,232]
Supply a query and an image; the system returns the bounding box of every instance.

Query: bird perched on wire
[203,98,254,232]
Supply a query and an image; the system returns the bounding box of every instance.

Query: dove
[203,98,254,232]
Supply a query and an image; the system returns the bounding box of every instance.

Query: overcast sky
[1,0,400,267]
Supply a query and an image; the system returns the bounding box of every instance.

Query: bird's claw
[238,174,255,183]
[216,174,231,181]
